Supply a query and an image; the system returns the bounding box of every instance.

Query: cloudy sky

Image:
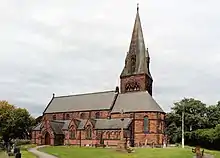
[0,0,220,117]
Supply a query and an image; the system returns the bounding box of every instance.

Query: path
[28,146,57,158]
[193,154,214,158]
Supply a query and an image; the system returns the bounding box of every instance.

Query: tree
[0,101,36,142]
[165,98,209,143]
[206,102,220,128]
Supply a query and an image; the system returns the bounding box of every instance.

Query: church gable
[40,119,55,138]
[84,119,95,129]
[68,118,80,130]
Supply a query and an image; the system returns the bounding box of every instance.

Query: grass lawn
[20,144,37,158]
[0,144,37,158]
[38,146,220,158]
[0,151,7,158]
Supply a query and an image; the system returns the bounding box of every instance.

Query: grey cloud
[0,0,220,117]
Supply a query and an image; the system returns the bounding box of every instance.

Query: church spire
[120,5,151,78]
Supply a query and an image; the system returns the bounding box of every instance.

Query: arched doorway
[45,132,50,145]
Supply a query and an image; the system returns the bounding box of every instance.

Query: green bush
[14,139,31,146]
[185,124,220,150]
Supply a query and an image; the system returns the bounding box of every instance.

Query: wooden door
[45,132,50,145]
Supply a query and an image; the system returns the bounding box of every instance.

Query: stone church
[32,6,165,147]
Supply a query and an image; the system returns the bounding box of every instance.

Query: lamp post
[182,104,185,148]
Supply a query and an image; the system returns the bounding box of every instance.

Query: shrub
[185,124,220,150]
[14,139,31,146]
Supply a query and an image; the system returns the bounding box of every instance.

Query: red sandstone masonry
[44,110,109,120]
[120,75,147,93]
[33,111,165,146]
[111,112,165,145]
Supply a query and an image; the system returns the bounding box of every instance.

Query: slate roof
[77,119,87,130]
[32,118,132,132]
[44,91,116,113]
[32,123,42,131]
[95,118,132,130]
[50,121,64,134]
[111,91,164,113]
[55,120,71,130]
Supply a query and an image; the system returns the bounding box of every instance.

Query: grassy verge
[20,144,37,158]
[0,144,37,158]
[185,146,220,158]
[38,146,201,158]
[0,151,7,158]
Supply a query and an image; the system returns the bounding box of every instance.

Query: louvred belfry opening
[120,5,153,95]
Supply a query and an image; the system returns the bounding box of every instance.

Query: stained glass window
[70,130,76,139]
[143,116,149,134]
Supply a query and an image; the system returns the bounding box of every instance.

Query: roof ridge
[54,90,115,98]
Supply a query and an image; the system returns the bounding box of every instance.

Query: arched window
[66,114,70,120]
[52,114,56,120]
[134,82,140,91]
[96,131,101,139]
[80,113,86,119]
[143,116,149,134]
[95,112,100,119]
[125,82,140,92]
[86,125,92,139]
[115,131,120,139]
[70,129,76,139]
[111,131,115,139]
[125,83,131,92]
[107,132,111,139]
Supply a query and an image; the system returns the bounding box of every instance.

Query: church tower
[120,5,153,95]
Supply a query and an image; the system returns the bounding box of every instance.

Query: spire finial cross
[137,3,139,12]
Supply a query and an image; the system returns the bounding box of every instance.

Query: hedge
[185,124,220,150]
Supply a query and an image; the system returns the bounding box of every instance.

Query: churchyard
[1,143,220,158]
[38,146,220,158]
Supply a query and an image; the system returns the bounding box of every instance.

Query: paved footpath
[28,146,57,158]
[193,154,214,158]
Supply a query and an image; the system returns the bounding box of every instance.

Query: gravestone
[192,146,204,158]
[15,148,21,158]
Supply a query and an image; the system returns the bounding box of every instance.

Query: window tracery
[125,81,140,92]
